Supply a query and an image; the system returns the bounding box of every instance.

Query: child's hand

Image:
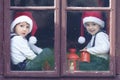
[80,48,87,52]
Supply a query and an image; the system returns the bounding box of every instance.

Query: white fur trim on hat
[11,16,33,33]
[78,36,86,44]
[83,16,105,28]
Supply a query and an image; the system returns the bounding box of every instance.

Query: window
[4,0,60,77]
[4,0,116,77]
[61,0,116,77]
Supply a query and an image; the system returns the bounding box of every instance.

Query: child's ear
[13,26,16,33]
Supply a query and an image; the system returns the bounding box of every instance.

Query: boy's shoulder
[98,31,108,35]
[11,34,24,40]
[96,31,109,37]
[11,35,28,44]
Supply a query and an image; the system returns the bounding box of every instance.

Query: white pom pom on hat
[11,11,38,44]
[78,36,86,44]
[29,36,37,44]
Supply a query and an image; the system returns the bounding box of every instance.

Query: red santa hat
[78,11,104,44]
[11,11,38,44]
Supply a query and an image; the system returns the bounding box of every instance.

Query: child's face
[85,22,101,35]
[14,22,30,37]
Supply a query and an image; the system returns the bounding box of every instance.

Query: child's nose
[23,27,27,31]
[89,25,93,28]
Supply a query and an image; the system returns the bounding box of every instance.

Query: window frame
[0,0,3,75]
[61,0,116,77]
[4,0,60,77]
[3,0,116,78]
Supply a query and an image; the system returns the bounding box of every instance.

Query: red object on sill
[80,51,90,63]
[67,48,79,71]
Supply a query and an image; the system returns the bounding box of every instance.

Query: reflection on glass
[10,0,54,6]
[67,0,109,7]
[67,11,110,71]
[10,10,55,71]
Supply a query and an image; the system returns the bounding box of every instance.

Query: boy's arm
[87,32,110,55]
[11,36,37,60]
[29,43,43,54]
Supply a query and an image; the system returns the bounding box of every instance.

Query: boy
[78,11,110,70]
[10,11,54,71]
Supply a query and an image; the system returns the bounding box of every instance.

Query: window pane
[66,11,110,71]
[67,0,109,7]
[10,10,55,71]
[10,0,54,6]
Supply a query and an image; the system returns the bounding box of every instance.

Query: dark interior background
[10,0,109,50]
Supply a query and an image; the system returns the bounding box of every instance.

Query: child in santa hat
[78,11,110,70]
[10,11,54,71]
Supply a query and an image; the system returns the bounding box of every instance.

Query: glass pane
[10,0,54,6]
[67,0,109,7]
[10,10,55,71]
[66,11,110,72]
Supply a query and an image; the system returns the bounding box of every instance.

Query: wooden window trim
[4,0,60,77]
[3,0,116,77]
[0,0,3,75]
[61,0,116,77]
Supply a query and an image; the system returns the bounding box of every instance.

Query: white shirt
[11,34,43,65]
[86,32,110,60]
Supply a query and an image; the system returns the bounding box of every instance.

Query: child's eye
[20,25,24,27]
[26,26,30,29]
[92,24,96,26]
[85,23,89,26]
[92,23,97,26]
